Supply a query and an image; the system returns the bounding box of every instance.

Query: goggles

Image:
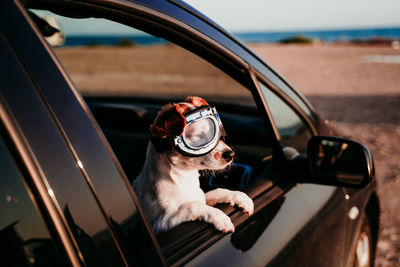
[173,106,226,156]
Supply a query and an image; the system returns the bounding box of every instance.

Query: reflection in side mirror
[307,136,374,188]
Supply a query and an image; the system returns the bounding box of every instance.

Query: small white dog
[133,96,254,234]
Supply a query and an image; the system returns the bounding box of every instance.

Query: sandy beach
[250,43,400,266]
[56,43,400,266]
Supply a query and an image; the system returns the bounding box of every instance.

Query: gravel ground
[251,43,400,266]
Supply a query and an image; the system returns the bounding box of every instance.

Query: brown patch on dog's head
[150,104,186,138]
[184,96,209,108]
[149,96,209,138]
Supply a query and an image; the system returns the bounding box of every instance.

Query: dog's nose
[222,150,235,162]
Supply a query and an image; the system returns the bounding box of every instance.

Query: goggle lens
[184,118,216,148]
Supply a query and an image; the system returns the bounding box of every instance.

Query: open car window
[28,10,279,191]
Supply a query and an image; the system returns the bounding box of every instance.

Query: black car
[0,0,379,266]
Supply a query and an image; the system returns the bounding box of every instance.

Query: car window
[0,129,66,266]
[258,82,312,154]
[29,8,284,261]
[27,10,279,190]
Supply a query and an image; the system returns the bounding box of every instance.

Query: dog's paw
[230,191,254,216]
[210,208,235,233]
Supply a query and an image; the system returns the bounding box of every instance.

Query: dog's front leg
[155,201,235,233]
[206,188,254,215]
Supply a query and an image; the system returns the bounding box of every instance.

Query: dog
[133,96,254,234]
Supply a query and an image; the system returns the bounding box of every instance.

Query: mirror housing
[296,136,374,188]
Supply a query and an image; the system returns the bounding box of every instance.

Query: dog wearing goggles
[133,96,254,233]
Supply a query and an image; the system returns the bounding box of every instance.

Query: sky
[185,0,400,32]
[37,0,400,35]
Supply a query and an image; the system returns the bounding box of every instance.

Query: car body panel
[187,185,345,266]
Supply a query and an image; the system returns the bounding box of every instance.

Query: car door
[10,0,353,266]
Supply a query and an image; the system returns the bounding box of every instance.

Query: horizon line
[64,25,400,37]
[231,24,400,34]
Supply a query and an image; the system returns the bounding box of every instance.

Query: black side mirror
[305,136,374,188]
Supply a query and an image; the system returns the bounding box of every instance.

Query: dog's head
[150,96,234,170]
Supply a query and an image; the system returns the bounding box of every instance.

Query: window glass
[258,82,312,154]
[0,132,65,266]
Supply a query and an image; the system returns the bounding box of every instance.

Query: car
[0,0,380,266]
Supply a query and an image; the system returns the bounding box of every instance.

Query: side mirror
[304,136,374,188]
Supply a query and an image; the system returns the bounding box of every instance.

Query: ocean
[64,27,400,46]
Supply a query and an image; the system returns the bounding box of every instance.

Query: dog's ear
[150,104,187,138]
[185,96,209,107]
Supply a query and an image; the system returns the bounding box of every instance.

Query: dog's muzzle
[174,106,226,156]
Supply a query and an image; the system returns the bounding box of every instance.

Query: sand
[55,43,400,266]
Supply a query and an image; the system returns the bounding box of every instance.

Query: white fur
[133,139,254,234]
